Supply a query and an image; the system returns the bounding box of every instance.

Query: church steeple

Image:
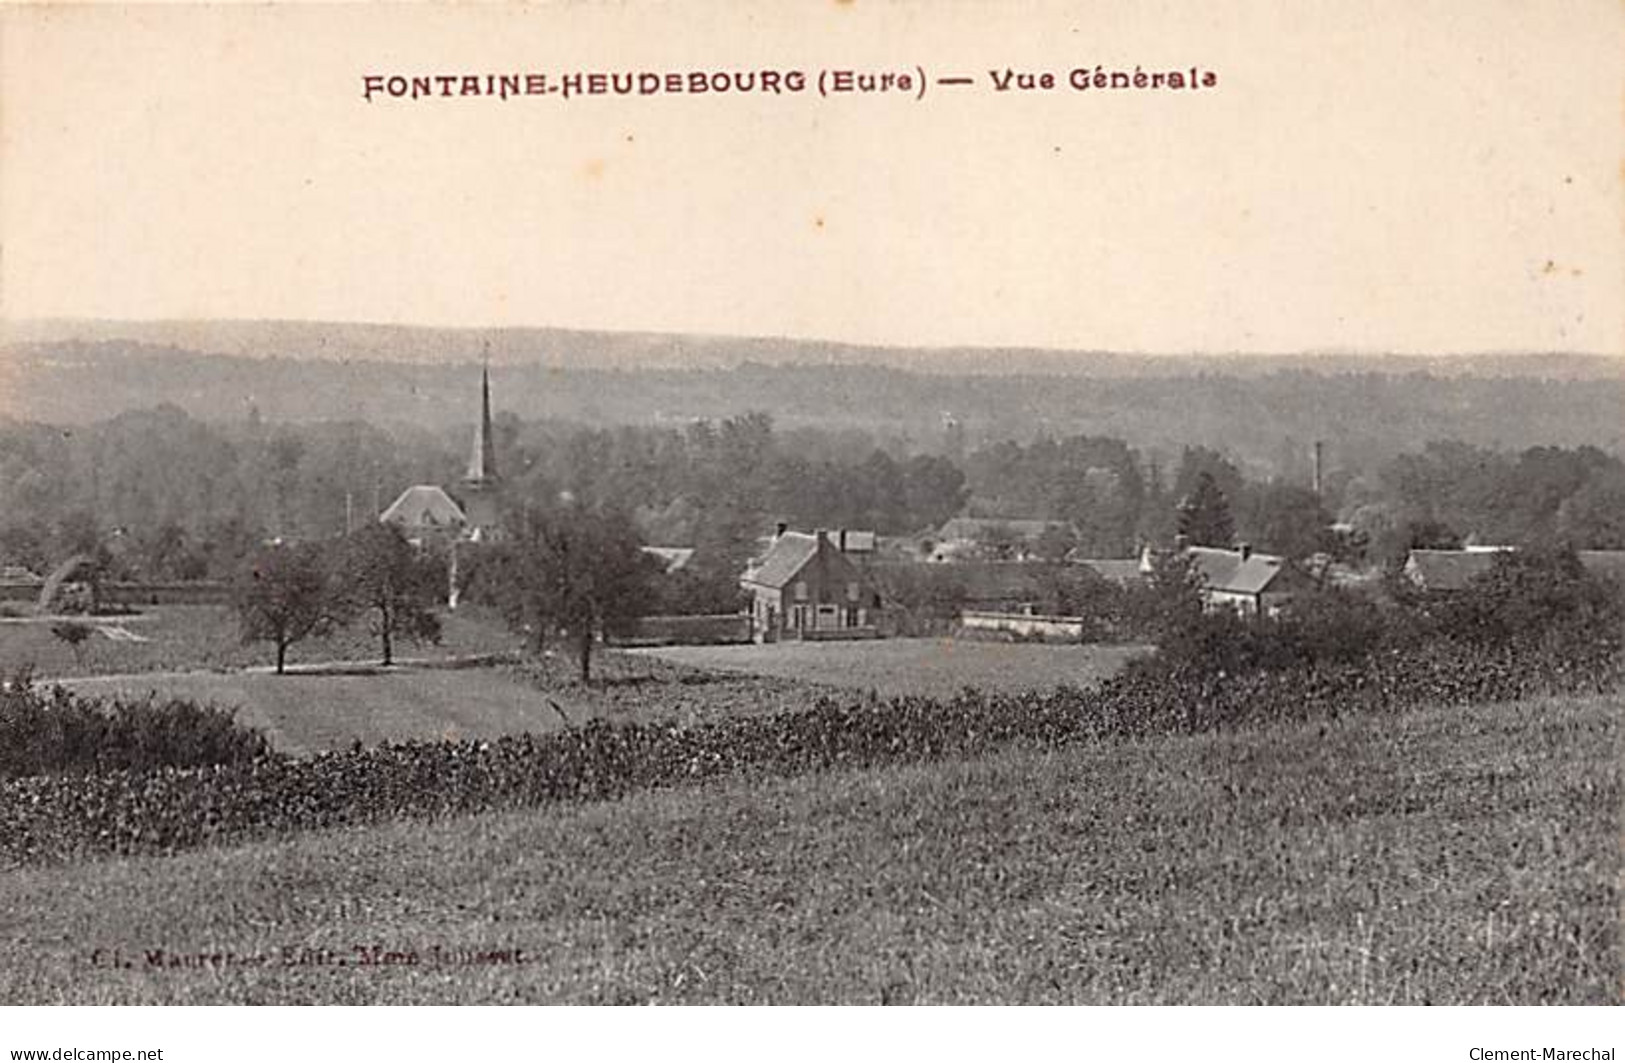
[465,362,498,486]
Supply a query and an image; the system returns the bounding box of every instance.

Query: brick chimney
[1239,542,1252,560]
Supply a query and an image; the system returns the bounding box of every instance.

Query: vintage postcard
[0,0,1621,1042]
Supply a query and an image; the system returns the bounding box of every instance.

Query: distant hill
[3,326,1622,475]
[4,317,1621,379]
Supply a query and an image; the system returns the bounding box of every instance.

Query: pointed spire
[465,358,498,485]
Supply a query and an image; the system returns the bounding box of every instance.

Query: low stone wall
[959,610,1089,643]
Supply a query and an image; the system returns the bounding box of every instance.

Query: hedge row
[1,638,1614,868]
[0,675,271,780]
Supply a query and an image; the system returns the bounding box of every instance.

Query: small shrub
[49,621,94,665]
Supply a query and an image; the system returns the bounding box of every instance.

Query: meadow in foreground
[0,690,1613,1004]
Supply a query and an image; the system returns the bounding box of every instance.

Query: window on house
[846,581,859,601]
[794,581,808,601]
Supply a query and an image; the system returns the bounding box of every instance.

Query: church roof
[380,485,467,530]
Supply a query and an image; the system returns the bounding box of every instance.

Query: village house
[740,527,881,641]
[1403,547,1625,594]
[1186,544,1310,616]
[1401,547,1513,592]
[1139,542,1309,616]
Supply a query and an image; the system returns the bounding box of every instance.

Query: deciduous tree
[490,500,659,682]
[337,523,443,667]
[234,543,337,675]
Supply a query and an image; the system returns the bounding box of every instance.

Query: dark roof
[1187,546,1292,596]
[1403,549,1508,591]
[742,533,822,589]
[1076,558,1148,585]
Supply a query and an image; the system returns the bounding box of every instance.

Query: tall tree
[1238,483,1334,560]
[1172,447,1245,513]
[1176,471,1235,548]
[901,453,968,531]
[234,543,337,675]
[492,500,659,681]
[337,523,443,667]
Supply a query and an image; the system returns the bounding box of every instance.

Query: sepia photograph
[0,0,1621,1043]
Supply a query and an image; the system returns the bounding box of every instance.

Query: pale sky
[2,1,1621,355]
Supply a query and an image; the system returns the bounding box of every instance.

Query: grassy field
[1,690,1613,1004]
[51,651,823,756]
[0,604,525,680]
[634,638,1147,698]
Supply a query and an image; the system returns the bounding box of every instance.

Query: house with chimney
[1140,541,1311,617]
[1188,544,1311,616]
[740,526,882,641]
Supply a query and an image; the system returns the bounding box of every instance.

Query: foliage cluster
[0,666,270,780]
[231,524,444,672]
[7,392,1624,597]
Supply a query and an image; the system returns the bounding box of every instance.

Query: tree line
[2,403,1624,589]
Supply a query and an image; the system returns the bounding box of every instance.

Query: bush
[0,668,272,780]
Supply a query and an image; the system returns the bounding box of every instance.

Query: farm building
[741,528,881,641]
[1184,544,1310,616]
[1403,547,1625,594]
